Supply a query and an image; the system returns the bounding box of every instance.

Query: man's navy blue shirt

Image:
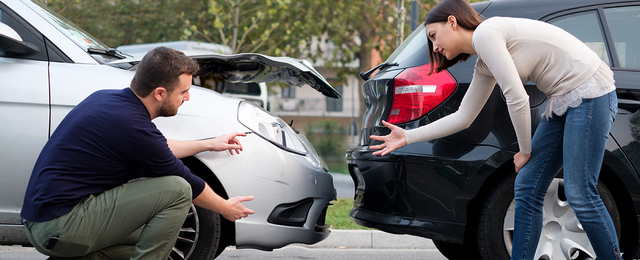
[21,88,205,222]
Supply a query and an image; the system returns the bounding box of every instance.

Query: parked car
[0,0,339,259]
[346,0,640,259]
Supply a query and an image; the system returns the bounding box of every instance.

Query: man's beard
[158,101,178,117]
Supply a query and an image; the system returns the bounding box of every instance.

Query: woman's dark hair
[130,46,200,97]
[424,0,484,74]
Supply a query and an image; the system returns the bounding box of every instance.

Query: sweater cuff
[184,173,206,199]
[404,129,421,145]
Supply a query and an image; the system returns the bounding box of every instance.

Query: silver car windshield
[24,0,114,61]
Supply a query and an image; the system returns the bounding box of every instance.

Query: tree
[43,0,301,54]
[286,0,435,121]
[181,0,307,55]
[45,0,206,47]
[42,0,437,122]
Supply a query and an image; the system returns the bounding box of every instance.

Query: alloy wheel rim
[503,178,596,260]
[170,204,199,260]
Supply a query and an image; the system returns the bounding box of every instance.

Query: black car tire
[170,204,223,260]
[477,172,621,260]
[433,239,482,260]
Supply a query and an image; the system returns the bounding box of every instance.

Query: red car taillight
[387,63,457,124]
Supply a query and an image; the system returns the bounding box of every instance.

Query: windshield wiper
[87,48,126,59]
[359,62,399,81]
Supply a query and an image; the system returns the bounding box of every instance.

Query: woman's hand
[513,152,531,173]
[369,120,407,156]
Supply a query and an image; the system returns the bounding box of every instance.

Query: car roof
[476,0,640,20]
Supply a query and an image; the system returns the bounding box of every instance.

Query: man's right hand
[221,196,255,222]
[192,184,255,222]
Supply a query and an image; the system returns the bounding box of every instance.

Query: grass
[325,198,373,230]
[326,161,349,175]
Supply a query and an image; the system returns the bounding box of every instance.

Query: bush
[306,119,348,173]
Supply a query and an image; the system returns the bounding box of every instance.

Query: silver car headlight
[237,101,307,155]
[237,101,328,171]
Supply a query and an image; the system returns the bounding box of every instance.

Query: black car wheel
[170,204,224,260]
[477,173,620,260]
[433,239,482,259]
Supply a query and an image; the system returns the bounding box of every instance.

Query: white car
[0,0,339,259]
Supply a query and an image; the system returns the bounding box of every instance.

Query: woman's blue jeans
[511,91,620,260]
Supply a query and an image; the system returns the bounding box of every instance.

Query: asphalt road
[331,173,355,198]
[0,245,447,260]
[217,245,447,260]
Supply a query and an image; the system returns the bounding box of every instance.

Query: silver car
[0,0,339,259]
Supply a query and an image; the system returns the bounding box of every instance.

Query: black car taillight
[387,63,457,124]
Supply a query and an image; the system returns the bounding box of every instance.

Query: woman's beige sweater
[404,17,602,154]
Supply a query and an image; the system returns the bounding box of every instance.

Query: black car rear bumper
[350,206,466,243]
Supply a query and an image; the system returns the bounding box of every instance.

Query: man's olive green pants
[24,176,192,260]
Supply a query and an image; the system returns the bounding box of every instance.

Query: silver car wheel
[503,178,596,260]
[171,204,200,260]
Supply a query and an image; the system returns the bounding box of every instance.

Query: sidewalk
[325,174,436,249]
[310,229,436,249]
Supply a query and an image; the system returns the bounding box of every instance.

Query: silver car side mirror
[0,22,39,57]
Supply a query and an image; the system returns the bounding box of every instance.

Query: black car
[346,0,640,259]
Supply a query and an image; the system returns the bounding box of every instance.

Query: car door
[547,4,640,178]
[0,1,50,225]
[600,5,640,177]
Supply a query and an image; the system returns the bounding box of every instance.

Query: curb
[325,174,435,249]
[308,229,436,249]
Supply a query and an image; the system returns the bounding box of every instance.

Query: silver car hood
[110,52,341,99]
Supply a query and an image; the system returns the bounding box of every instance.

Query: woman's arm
[370,71,497,156]
[473,24,532,154]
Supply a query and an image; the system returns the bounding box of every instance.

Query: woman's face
[426,19,461,60]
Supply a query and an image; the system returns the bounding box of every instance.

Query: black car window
[604,6,640,70]
[0,2,48,61]
[549,11,610,66]
[384,25,429,69]
[225,82,262,95]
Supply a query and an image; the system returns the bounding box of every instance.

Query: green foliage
[45,0,204,47]
[326,198,372,230]
[305,120,348,174]
[326,161,349,175]
[42,0,438,135]
[182,0,297,54]
[305,119,346,162]
[42,0,437,74]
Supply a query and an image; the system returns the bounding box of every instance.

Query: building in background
[269,68,361,149]
[270,35,383,165]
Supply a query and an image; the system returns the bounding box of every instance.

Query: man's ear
[152,87,167,102]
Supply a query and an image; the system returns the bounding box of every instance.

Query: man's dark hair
[424,0,484,75]
[130,47,200,97]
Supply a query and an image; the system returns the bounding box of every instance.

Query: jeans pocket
[609,91,618,117]
[610,92,618,112]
